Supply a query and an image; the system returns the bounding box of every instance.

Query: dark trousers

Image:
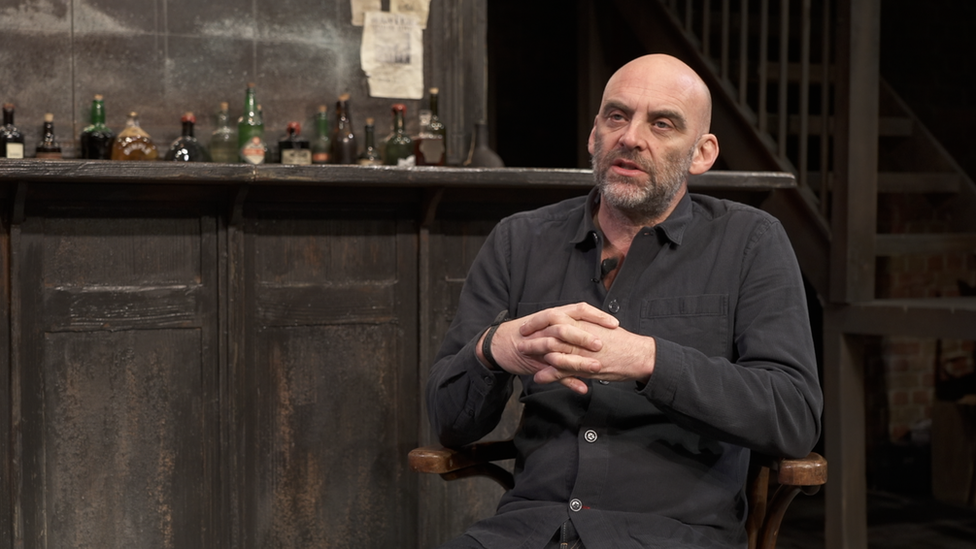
[436,520,584,549]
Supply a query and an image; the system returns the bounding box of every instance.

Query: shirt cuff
[637,336,683,404]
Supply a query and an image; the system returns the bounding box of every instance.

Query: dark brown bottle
[331,93,357,164]
[415,87,447,166]
[35,113,63,159]
[1,103,25,159]
[278,122,311,165]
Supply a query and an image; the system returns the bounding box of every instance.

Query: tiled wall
[0,0,474,161]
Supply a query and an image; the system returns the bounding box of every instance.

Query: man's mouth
[610,157,645,176]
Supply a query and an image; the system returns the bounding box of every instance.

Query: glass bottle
[35,113,62,159]
[1,103,25,159]
[165,112,210,162]
[209,101,237,163]
[111,111,158,161]
[237,83,264,158]
[383,103,414,166]
[80,94,114,159]
[357,117,382,166]
[311,105,331,164]
[331,93,357,164]
[278,122,311,165]
[463,120,504,168]
[415,87,447,166]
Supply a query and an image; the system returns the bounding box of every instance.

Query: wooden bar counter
[0,159,794,549]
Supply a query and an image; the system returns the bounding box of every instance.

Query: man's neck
[595,187,686,258]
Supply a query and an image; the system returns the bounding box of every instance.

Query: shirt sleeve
[641,217,823,459]
[426,224,517,448]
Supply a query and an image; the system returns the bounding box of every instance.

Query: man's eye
[654,120,673,129]
[608,113,625,122]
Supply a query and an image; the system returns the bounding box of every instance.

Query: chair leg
[758,484,822,549]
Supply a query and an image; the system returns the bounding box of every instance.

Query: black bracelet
[481,310,510,370]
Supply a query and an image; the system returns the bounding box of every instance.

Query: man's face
[590,128,695,222]
[587,56,713,223]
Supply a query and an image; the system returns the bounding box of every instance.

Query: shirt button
[584,430,598,443]
[608,300,620,313]
[483,376,494,385]
[569,498,583,512]
[598,380,610,385]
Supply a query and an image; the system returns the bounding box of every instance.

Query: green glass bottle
[357,117,382,166]
[237,83,264,158]
[415,87,447,166]
[383,103,414,166]
[209,102,237,163]
[311,105,331,164]
[80,94,114,159]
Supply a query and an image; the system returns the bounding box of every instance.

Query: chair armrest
[408,440,517,474]
[773,452,828,487]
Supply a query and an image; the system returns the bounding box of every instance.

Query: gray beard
[591,140,694,224]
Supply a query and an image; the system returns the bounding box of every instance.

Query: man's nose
[617,122,646,150]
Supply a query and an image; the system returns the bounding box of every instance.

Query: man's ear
[689,134,719,175]
[587,123,596,156]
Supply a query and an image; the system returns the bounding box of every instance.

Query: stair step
[807,172,962,194]
[766,115,912,137]
[876,172,962,193]
[832,297,976,339]
[875,234,976,256]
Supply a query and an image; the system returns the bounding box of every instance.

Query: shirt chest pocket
[639,294,730,359]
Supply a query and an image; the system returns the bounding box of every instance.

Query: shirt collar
[571,188,694,247]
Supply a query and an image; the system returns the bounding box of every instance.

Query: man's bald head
[601,54,713,137]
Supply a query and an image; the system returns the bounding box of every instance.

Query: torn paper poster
[360,11,424,99]
[351,0,382,26]
[391,0,431,29]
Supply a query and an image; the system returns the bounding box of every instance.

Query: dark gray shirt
[427,189,823,549]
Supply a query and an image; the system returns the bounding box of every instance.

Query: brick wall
[876,193,976,442]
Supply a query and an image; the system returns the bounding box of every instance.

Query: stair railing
[662,0,834,218]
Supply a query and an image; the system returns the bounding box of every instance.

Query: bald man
[427,54,822,549]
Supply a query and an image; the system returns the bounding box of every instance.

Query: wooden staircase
[640,0,976,547]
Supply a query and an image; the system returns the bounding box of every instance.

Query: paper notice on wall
[350,0,381,26]
[391,0,431,29]
[360,11,424,99]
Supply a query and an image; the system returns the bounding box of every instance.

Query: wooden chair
[409,441,827,549]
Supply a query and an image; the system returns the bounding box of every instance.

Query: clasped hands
[478,302,656,394]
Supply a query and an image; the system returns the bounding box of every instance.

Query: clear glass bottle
[383,103,414,166]
[1,103,25,159]
[331,93,357,164]
[165,112,210,162]
[357,117,382,166]
[80,94,114,159]
[415,87,447,166]
[278,122,311,165]
[237,83,264,158]
[111,111,158,161]
[463,120,504,168]
[311,105,331,164]
[35,113,63,159]
[209,101,237,163]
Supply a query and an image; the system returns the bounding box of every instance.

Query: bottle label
[419,138,445,165]
[241,139,267,164]
[281,149,312,165]
[397,155,416,167]
[5,143,24,159]
[312,152,330,164]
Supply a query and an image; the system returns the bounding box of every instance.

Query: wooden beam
[830,0,880,304]
[875,233,976,256]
